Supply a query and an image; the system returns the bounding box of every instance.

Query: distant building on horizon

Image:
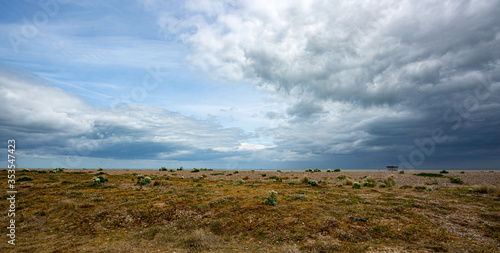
[386,165,399,171]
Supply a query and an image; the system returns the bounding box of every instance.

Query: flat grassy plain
[1,169,499,252]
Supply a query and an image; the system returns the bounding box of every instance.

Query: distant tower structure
[386,166,399,171]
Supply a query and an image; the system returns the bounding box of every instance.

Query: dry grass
[1,169,499,252]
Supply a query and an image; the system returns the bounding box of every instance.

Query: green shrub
[234,171,239,174]
[38,170,48,174]
[169,169,175,172]
[97,168,103,171]
[313,168,321,172]
[277,170,282,172]
[450,176,464,184]
[399,170,405,174]
[136,175,151,185]
[191,168,200,173]
[159,167,167,171]
[261,173,267,177]
[178,166,184,171]
[440,170,449,174]
[337,174,347,180]
[264,190,278,206]
[307,180,318,186]
[20,169,30,172]
[460,171,465,174]
[334,168,341,172]
[352,182,361,189]
[363,182,377,187]
[94,171,107,176]
[305,168,313,172]
[414,173,444,178]
[53,168,65,173]
[326,169,331,172]
[379,183,387,188]
[92,176,108,185]
[288,182,295,185]
[18,176,33,182]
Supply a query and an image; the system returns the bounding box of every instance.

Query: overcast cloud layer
[1,0,499,169]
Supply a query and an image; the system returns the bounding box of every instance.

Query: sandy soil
[69,169,499,187]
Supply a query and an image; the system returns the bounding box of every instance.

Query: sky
[0,0,499,170]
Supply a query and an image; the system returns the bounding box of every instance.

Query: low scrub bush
[337,174,348,180]
[344,178,353,186]
[97,168,103,171]
[191,168,200,173]
[383,176,396,187]
[264,190,278,206]
[307,180,318,186]
[352,182,361,189]
[53,168,65,173]
[415,173,444,178]
[440,170,449,174]
[159,167,167,171]
[334,168,341,172]
[450,176,464,184]
[92,176,108,185]
[301,176,310,184]
[399,170,405,174]
[18,176,33,182]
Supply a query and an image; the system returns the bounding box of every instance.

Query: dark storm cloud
[153,0,500,168]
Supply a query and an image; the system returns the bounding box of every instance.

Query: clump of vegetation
[264,190,278,206]
[337,174,348,180]
[159,167,167,171]
[450,176,464,184]
[191,168,200,173]
[177,166,184,171]
[326,169,331,172]
[38,170,48,174]
[277,170,282,172]
[363,177,377,187]
[97,167,104,171]
[301,176,310,184]
[399,170,405,174]
[344,178,353,186]
[313,168,321,172]
[211,172,225,176]
[379,183,387,188]
[270,175,282,182]
[92,176,108,185]
[352,182,361,189]
[53,168,65,173]
[169,169,175,172]
[136,174,151,185]
[460,171,465,174]
[94,171,107,176]
[383,176,396,187]
[440,170,449,174]
[415,185,427,191]
[18,176,33,182]
[234,171,239,174]
[307,180,319,186]
[20,169,30,172]
[305,168,313,172]
[415,173,444,178]
[334,168,341,172]
[261,173,267,177]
